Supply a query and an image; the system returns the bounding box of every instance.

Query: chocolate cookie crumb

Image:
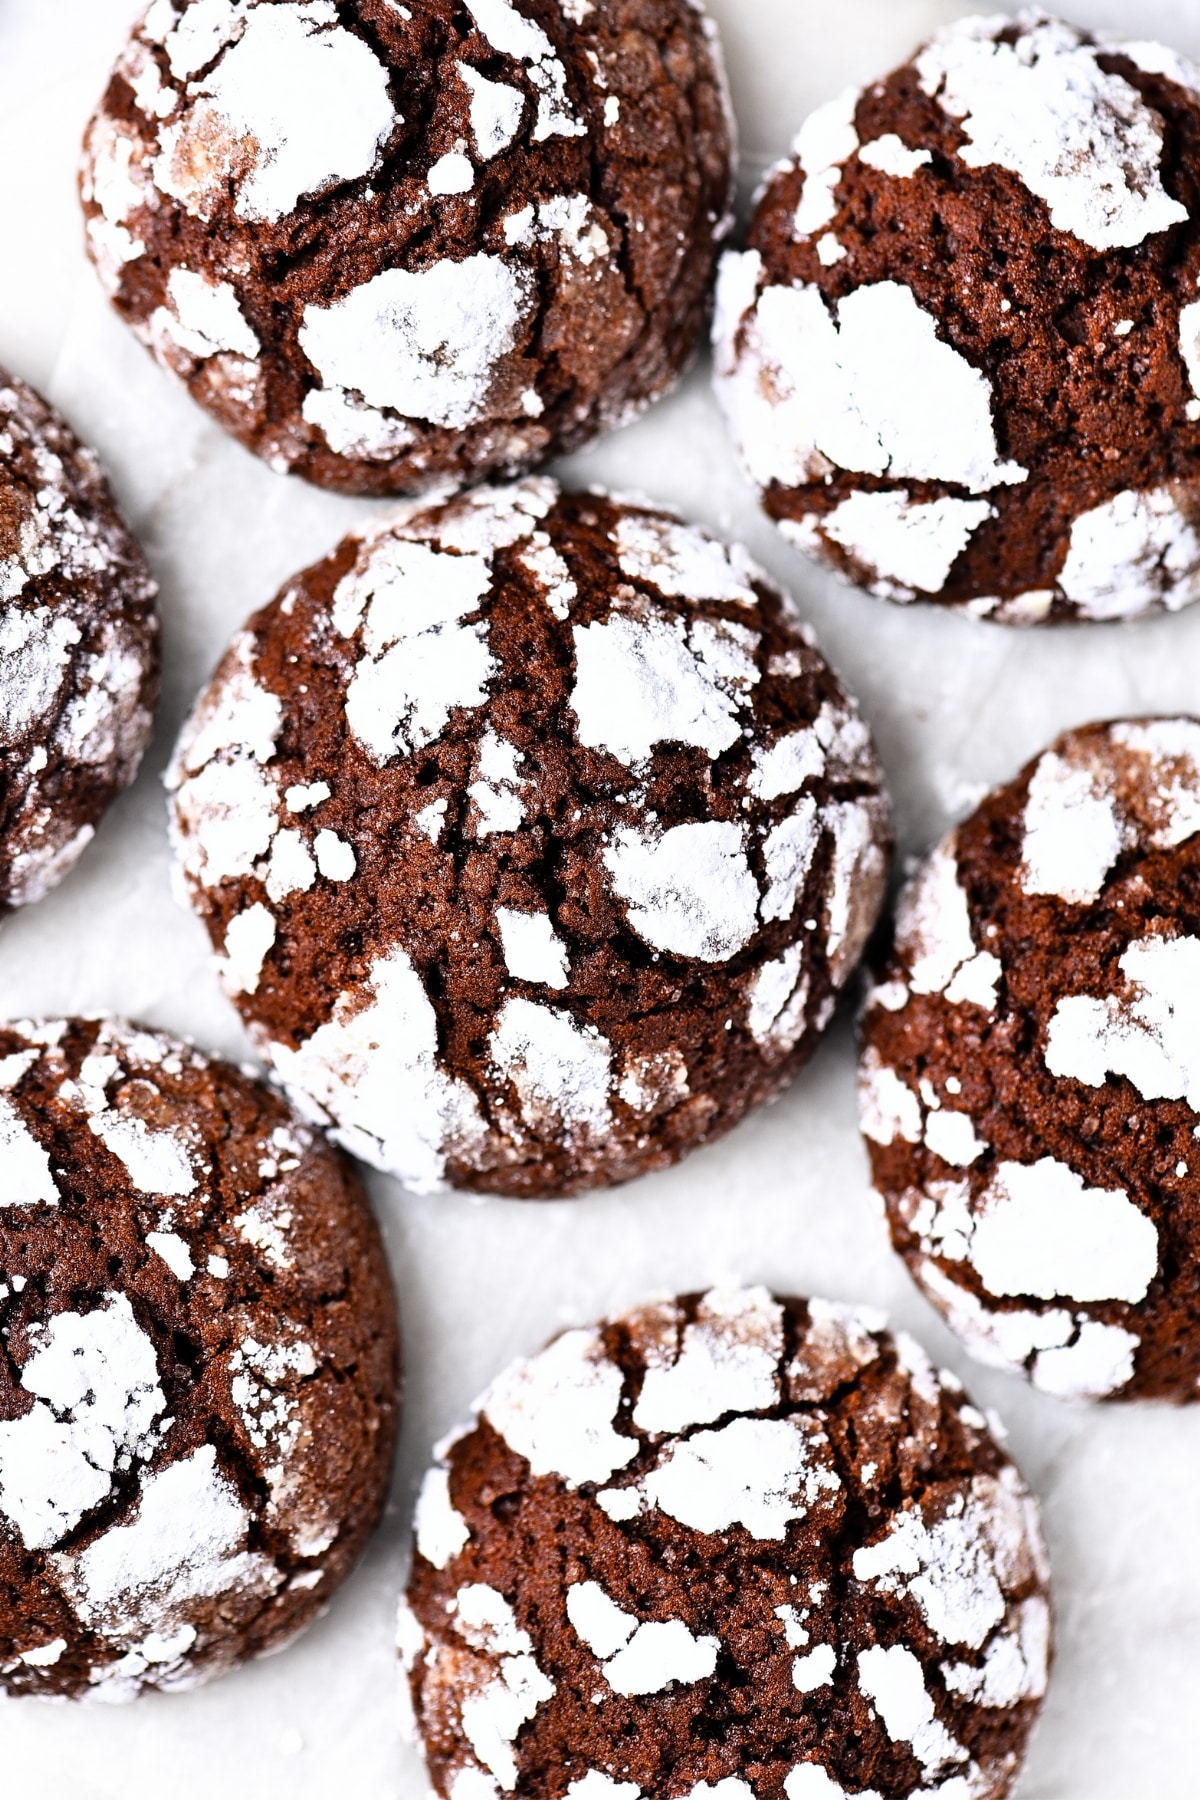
[402,1287,1051,1800]
[0,1018,398,1700]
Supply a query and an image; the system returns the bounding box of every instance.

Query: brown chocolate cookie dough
[0,371,158,911]
[401,1287,1051,1800]
[81,0,734,497]
[0,1017,398,1701]
[714,12,1200,622]
[859,718,1200,1402]
[166,480,892,1200]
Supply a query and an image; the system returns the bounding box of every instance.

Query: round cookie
[0,1017,398,1701]
[714,11,1200,623]
[401,1286,1051,1800]
[166,479,892,1199]
[0,370,158,911]
[81,0,734,497]
[858,717,1200,1402]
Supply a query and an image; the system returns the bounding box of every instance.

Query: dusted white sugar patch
[750,727,823,802]
[1032,1319,1140,1400]
[313,829,355,881]
[174,631,282,772]
[334,537,495,764]
[460,63,526,159]
[604,1618,718,1696]
[0,1093,58,1207]
[464,0,583,142]
[480,1327,636,1487]
[460,1656,557,1793]
[146,1230,194,1281]
[470,731,527,836]
[496,908,569,989]
[717,278,1026,495]
[570,612,757,766]
[53,1443,277,1640]
[0,607,80,722]
[567,1776,641,1800]
[157,268,259,361]
[264,827,316,902]
[300,254,532,432]
[916,15,1186,252]
[518,538,577,619]
[605,822,760,962]
[746,943,809,1054]
[853,1482,1014,1649]
[429,151,474,196]
[1109,718,1200,846]
[633,1286,784,1434]
[613,515,761,609]
[416,798,448,843]
[859,135,932,178]
[924,1109,986,1168]
[0,1294,165,1552]
[268,944,485,1192]
[971,1158,1158,1304]
[1047,933,1200,1112]
[219,902,276,996]
[1057,486,1200,619]
[785,1768,874,1800]
[415,1466,470,1569]
[490,997,611,1138]
[155,2,397,223]
[859,1048,922,1146]
[897,839,996,1009]
[301,384,415,459]
[1180,298,1200,409]
[792,1643,837,1692]
[566,1581,719,1695]
[174,758,281,888]
[642,1417,839,1540]
[760,798,819,925]
[792,88,860,238]
[91,1113,196,1197]
[453,1584,532,1658]
[819,490,993,596]
[825,800,887,979]
[425,475,556,555]
[856,1644,965,1776]
[1021,750,1124,902]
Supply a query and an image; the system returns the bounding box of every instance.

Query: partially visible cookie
[0,1017,398,1701]
[860,718,1200,1400]
[81,0,734,496]
[715,12,1200,622]
[0,371,158,910]
[166,479,892,1199]
[401,1286,1051,1800]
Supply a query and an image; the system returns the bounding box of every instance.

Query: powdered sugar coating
[404,1289,1050,1800]
[169,483,890,1198]
[84,0,734,497]
[0,1015,397,1701]
[0,372,157,910]
[861,717,1200,1400]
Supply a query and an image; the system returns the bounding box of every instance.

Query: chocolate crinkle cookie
[81,0,734,497]
[166,479,892,1200]
[0,371,158,911]
[859,717,1200,1403]
[401,1286,1051,1800]
[0,1018,398,1701]
[714,10,1200,623]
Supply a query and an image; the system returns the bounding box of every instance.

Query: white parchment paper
[2,1,1200,1792]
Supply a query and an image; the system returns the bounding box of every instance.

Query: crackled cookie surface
[715,11,1200,622]
[401,1287,1051,1800]
[0,1018,398,1701]
[860,718,1200,1401]
[167,480,891,1199]
[81,0,733,496]
[0,371,158,911]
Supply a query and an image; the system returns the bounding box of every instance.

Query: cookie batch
[6,0,1200,1789]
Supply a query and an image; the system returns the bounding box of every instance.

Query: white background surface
[2,0,1200,1792]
